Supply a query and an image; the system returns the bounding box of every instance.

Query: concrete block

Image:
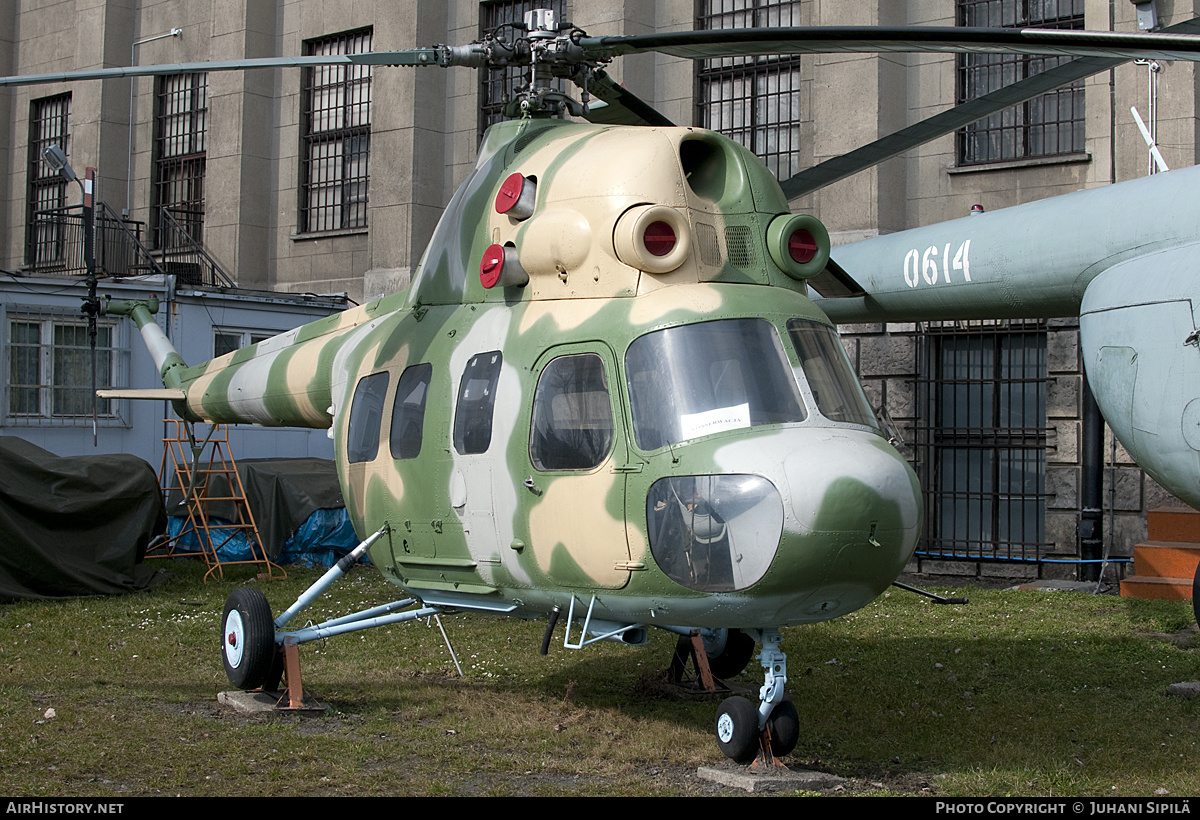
[917,560,978,576]
[979,563,1037,579]
[1047,419,1078,463]
[1046,374,1079,419]
[1046,465,1078,509]
[1046,510,1078,553]
[1111,467,1144,512]
[858,334,917,378]
[1047,329,1080,374]
[1145,476,1186,511]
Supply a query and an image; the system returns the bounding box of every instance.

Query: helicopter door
[514,344,633,590]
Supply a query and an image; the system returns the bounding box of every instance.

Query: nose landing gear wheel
[715,696,759,763]
[221,587,276,690]
[767,699,799,757]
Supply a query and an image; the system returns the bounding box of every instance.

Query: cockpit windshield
[787,318,880,430]
[625,318,807,450]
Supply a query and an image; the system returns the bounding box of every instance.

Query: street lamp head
[41,144,76,182]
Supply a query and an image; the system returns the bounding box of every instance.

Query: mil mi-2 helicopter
[9,10,1200,764]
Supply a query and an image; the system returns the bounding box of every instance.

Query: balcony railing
[27,204,161,278]
[26,203,233,288]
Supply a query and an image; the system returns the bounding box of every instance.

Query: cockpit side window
[390,363,432,460]
[530,353,614,471]
[347,371,389,463]
[453,351,503,455]
[624,318,806,450]
[787,318,879,430]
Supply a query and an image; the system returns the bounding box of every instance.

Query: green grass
[1,561,1198,796]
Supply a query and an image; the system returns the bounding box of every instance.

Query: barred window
[5,313,124,424]
[479,0,567,141]
[915,322,1049,561]
[957,0,1086,165]
[301,28,373,234]
[153,73,208,249]
[696,0,803,181]
[25,94,72,267]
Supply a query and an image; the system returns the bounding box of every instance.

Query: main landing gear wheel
[715,696,759,763]
[222,587,276,690]
[704,628,756,680]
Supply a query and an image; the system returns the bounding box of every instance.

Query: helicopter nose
[784,428,920,537]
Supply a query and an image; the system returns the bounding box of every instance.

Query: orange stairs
[1119,507,1200,600]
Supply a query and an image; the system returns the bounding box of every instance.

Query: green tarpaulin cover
[0,437,166,601]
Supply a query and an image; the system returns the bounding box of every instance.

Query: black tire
[768,699,799,757]
[262,645,285,693]
[221,587,276,690]
[1193,562,1200,628]
[715,696,760,763]
[705,628,756,680]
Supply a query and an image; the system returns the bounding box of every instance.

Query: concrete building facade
[2,0,1193,577]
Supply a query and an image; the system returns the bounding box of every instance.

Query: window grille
[696,0,803,181]
[153,73,208,249]
[5,311,126,426]
[478,0,568,141]
[913,321,1051,562]
[957,0,1086,165]
[213,329,274,359]
[25,94,72,267]
[301,28,373,234]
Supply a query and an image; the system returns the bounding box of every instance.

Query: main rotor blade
[779,16,1200,198]
[0,50,443,87]
[576,69,674,127]
[780,56,1116,198]
[581,25,1200,63]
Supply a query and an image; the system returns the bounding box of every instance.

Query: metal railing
[158,206,234,288]
[25,203,233,288]
[26,204,161,278]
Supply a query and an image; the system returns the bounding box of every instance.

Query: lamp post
[42,144,100,446]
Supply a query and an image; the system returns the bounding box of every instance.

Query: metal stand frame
[154,419,284,582]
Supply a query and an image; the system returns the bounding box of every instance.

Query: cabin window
[786,319,880,430]
[530,354,614,471]
[624,319,806,450]
[646,474,783,592]
[454,351,503,455]
[390,363,432,460]
[347,371,388,463]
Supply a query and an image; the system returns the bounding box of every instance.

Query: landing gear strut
[714,629,796,764]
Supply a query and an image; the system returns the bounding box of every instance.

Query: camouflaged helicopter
[12,9,1200,765]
